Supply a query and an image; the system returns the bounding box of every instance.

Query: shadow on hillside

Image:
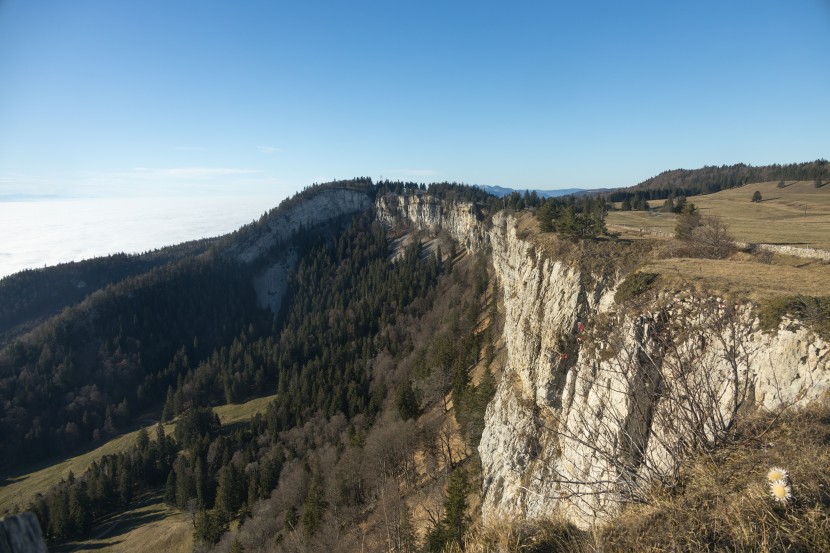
[49,494,169,552]
[0,414,161,491]
[96,507,168,541]
[53,539,124,552]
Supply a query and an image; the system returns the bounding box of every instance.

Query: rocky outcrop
[0,513,48,553]
[375,193,489,251]
[228,188,373,314]
[378,194,830,528]
[252,249,298,314]
[230,189,373,264]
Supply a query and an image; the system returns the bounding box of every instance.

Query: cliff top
[515,206,829,305]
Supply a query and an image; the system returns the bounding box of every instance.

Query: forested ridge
[0,238,215,346]
[0,253,265,466]
[608,159,829,203]
[3,170,829,552]
[12,195,498,552]
[0,178,498,475]
[0,180,380,470]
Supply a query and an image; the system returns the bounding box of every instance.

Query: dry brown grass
[600,181,830,302]
[599,399,830,552]
[641,254,830,304]
[513,212,653,279]
[606,181,830,249]
[520,205,830,303]
[462,518,591,553]
[54,495,192,553]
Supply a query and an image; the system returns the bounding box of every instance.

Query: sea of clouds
[0,195,285,279]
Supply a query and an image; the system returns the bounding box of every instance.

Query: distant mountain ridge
[475,184,585,198]
[605,159,829,202]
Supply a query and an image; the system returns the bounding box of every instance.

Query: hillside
[0,179,374,470]
[607,159,830,202]
[1,179,828,553]
[607,180,830,250]
[0,238,215,346]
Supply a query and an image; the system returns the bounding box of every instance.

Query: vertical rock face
[0,513,48,553]
[228,188,374,314]
[378,194,830,528]
[230,189,374,265]
[375,194,489,251]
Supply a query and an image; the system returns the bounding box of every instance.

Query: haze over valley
[0,195,285,278]
[0,1,828,552]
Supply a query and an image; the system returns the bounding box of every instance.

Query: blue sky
[1,0,828,198]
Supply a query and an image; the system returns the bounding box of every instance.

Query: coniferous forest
[1,182,500,552]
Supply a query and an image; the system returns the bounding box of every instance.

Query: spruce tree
[443,468,469,550]
[164,470,177,506]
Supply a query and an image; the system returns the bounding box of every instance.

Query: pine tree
[443,468,469,550]
[394,381,420,420]
[117,462,133,506]
[301,478,328,536]
[194,509,228,545]
[48,490,70,541]
[164,470,177,506]
[175,466,194,510]
[675,203,701,240]
[215,463,243,516]
[69,485,93,537]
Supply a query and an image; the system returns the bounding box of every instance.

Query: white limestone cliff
[230,189,373,265]
[228,188,373,314]
[376,195,830,529]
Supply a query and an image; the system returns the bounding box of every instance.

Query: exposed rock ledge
[229,188,373,314]
[0,513,48,553]
[229,189,373,264]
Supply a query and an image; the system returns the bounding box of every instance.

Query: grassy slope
[0,395,276,515]
[601,181,830,302]
[606,180,830,249]
[53,494,193,553]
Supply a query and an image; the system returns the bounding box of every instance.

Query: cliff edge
[377,194,830,528]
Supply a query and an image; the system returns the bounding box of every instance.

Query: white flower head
[767,467,789,483]
[769,479,792,504]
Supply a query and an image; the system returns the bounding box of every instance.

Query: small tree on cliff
[674,203,701,240]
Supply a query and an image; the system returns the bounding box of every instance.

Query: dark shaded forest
[0,238,215,346]
[18,198,498,552]
[0,253,265,466]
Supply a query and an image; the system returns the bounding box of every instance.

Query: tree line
[607,159,830,204]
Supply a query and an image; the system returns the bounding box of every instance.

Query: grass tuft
[614,272,658,305]
[463,518,591,553]
[599,398,830,552]
[758,295,830,339]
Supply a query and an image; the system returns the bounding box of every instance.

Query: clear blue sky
[1,0,828,198]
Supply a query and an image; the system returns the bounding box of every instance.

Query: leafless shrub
[686,216,736,259]
[511,289,806,525]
